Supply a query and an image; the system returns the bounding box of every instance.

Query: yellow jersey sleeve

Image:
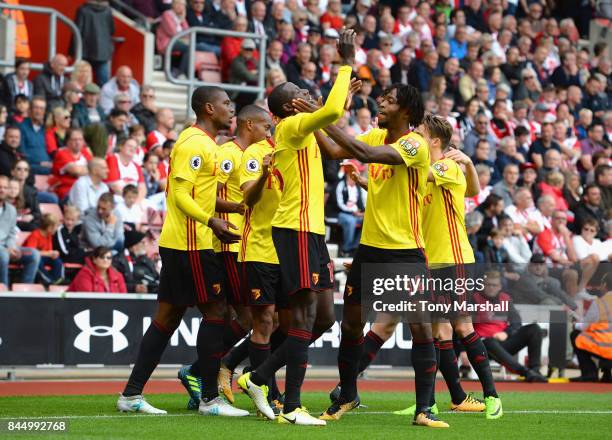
[431,158,462,188]
[389,132,428,169]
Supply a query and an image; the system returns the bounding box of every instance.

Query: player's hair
[98,192,115,206]
[40,212,59,230]
[122,184,138,197]
[267,82,292,118]
[422,114,452,147]
[191,86,225,117]
[381,83,424,127]
[237,104,269,125]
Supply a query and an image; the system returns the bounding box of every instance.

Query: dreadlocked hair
[383,83,425,127]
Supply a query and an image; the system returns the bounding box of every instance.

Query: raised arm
[314,130,353,160]
[242,153,273,208]
[444,149,480,197]
[323,124,404,164]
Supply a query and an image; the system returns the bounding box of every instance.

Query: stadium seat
[48,285,68,293]
[200,69,222,83]
[40,203,64,221]
[0,283,7,292]
[34,175,50,192]
[11,283,46,292]
[194,51,220,72]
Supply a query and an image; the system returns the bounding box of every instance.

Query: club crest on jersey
[399,138,419,156]
[213,283,221,295]
[190,155,202,170]
[433,162,448,177]
[312,273,319,285]
[251,289,261,300]
[246,159,260,173]
[221,159,233,174]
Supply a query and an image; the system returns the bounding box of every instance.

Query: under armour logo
[73,310,129,353]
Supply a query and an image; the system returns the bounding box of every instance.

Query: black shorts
[429,263,475,320]
[217,251,244,305]
[272,227,334,296]
[158,247,224,306]
[244,262,288,309]
[344,244,426,305]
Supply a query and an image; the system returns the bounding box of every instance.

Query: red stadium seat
[0,283,7,292]
[200,70,222,83]
[16,231,31,247]
[48,285,68,293]
[194,51,220,72]
[40,203,64,221]
[34,175,50,192]
[11,283,46,292]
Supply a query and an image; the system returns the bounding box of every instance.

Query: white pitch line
[0,410,611,421]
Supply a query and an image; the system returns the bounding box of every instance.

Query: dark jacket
[186,6,219,45]
[19,118,51,171]
[72,101,106,129]
[113,250,159,293]
[130,102,156,134]
[74,2,115,62]
[53,224,85,264]
[408,59,441,92]
[572,202,606,240]
[0,141,21,177]
[16,184,42,232]
[33,63,65,110]
[390,62,410,85]
[550,66,580,88]
[3,73,33,109]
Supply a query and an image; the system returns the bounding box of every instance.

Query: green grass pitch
[0,391,610,439]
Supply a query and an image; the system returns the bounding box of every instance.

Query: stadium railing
[163,27,267,119]
[0,2,82,72]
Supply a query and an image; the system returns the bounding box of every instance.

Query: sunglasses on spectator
[99,255,113,261]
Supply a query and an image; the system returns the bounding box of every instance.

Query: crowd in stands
[0,1,609,374]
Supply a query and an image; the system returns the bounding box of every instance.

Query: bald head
[116,66,134,89]
[156,108,175,131]
[51,54,68,76]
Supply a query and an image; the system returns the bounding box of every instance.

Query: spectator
[33,54,67,110]
[100,66,139,114]
[67,245,127,293]
[595,165,611,212]
[581,76,608,119]
[320,0,344,31]
[156,0,190,77]
[499,216,532,264]
[229,39,260,109]
[571,275,612,382]
[115,184,145,231]
[265,40,284,72]
[550,52,580,88]
[579,123,609,175]
[50,128,92,201]
[504,187,545,241]
[473,271,547,382]
[112,93,139,128]
[4,58,32,107]
[463,113,498,159]
[112,230,159,293]
[390,47,412,85]
[104,109,129,155]
[145,108,175,151]
[295,62,321,100]
[72,83,105,129]
[466,164,493,212]
[23,213,64,285]
[68,157,110,214]
[248,0,275,36]
[82,192,124,250]
[44,107,72,157]
[573,218,611,263]
[351,108,373,136]
[186,0,221,56]
[459,61,484,103]
[335,171,365,257]
[142,152,165,197]
[74,0,115,86]
[472,140,501,185]
[70,60,94,92]
[130,86,157,135]
[285,43,313,85]
[489,100,514,141]
[19,96,52,175]
[408,49,441,93]
[220,16,249,82]
[515,68,542,105]
[492,164,520,208]
[53,205,85,264]
[0,126,22,177]
[106,138,146,200]
[62,82,83,115]
[10,157,57,206]
[0,175,40,286]
[573,184,607,241]
[529,122,561,168]
[495,136,524,175]
[513,253,576,307]
[476,193,505,242]
[7,173,41,232]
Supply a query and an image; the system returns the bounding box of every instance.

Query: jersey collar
[384,128,412,145]
[191,124,215,141]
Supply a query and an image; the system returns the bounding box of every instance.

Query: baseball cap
[84,83,100,94]
[530,253,546,264]
[241,39,256,50]
[324,28,339,39]
[309,25,321,35]
[535,102,549,112]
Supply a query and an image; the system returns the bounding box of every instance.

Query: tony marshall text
[372,300,509,314]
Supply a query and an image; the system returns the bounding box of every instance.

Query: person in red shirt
[23,212,64,284]
[44,106,71,157]
[106,137,146,201]
[67,246,127,293]
[320,0,344,31]
[220,16,249,82]
[473,271,547,382]
[50,128,92,200]
[145,108,176,151]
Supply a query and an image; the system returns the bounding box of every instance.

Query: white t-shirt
[572,235,612,261]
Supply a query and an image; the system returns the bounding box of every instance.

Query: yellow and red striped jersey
[159,126,218,251]
[213,140,245,253]
[238,139,281,264]
[356,128,429,249]
[423,157,475,265]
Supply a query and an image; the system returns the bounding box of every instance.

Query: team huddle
[116,29,503,428]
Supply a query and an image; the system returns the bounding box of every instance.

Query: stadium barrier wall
[0,293,566,367]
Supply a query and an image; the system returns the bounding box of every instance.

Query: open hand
[208,217,241,244]
[444,148,472,165]
[292,97,321,114]
[337,28,356,66]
